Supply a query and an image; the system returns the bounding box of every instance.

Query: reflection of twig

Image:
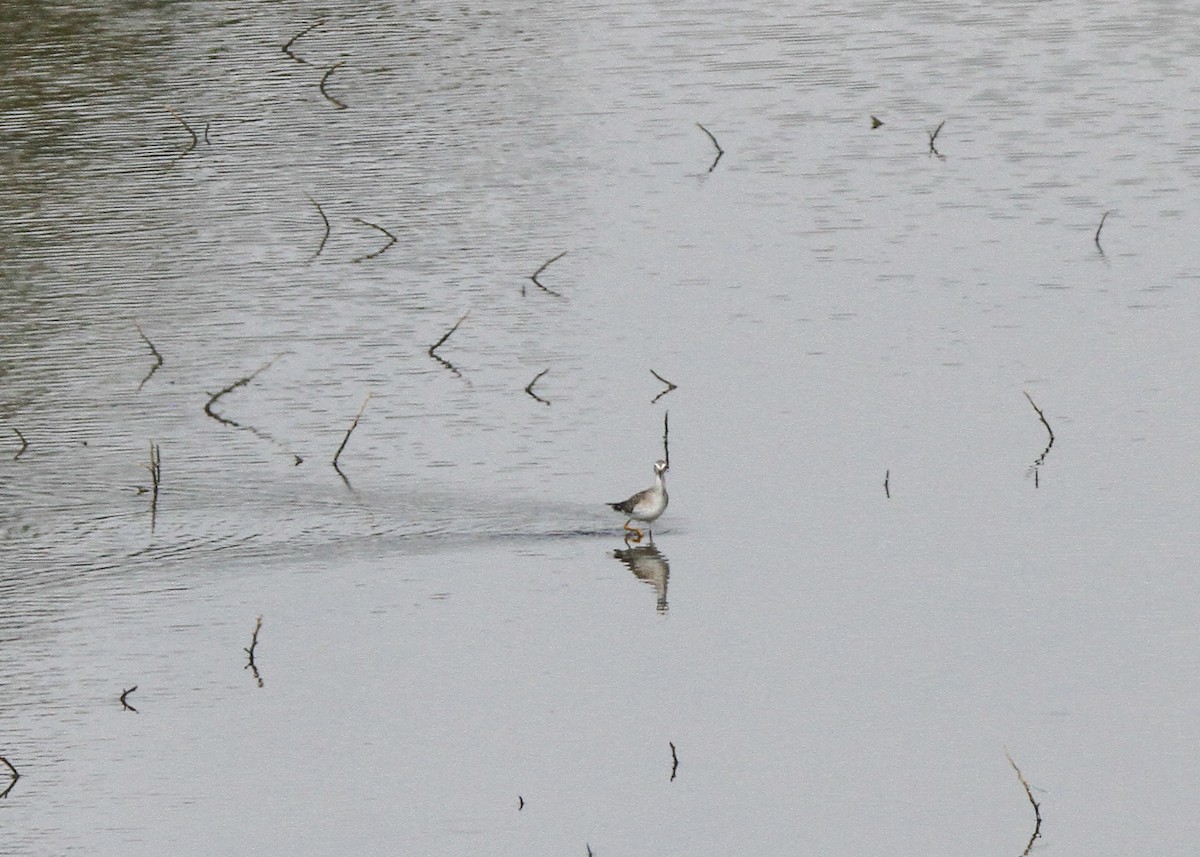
[12,428,27,460]
[663,411,670,469]
[1004,749,1042,856]
[0,757,18,799]
[245,616,264,688]
[928,120,946,159]
[204,358,279,429]
[165,105,198,166]
[884,469,890,499]
[525,369,550,405]
[696,122,724,172]
[120,686,139,713]
[306,195,331,260]
[428,312,469,378]
[669,741,679,781]
[134,321,163,392]
[333,392,372,474]
[1095,211,1110,255]
[1023,391,1055,488]
[528,251,567,298]
[283,19,324,63]
[650,369,677,404]
[320,62,349,110]
[350,217,396,262]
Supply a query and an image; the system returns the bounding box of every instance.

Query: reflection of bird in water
[613,543,670,613]
[608,459,668,542]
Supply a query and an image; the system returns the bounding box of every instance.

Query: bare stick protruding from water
[147,441,162,531]
[928,120,946,158]
[871,115,883,129]
[283,19,324,63]
[12,428,27,460]
[0,757,18,799]
[1023,391,1055,488]
[884,469,890,499]
[306,194,331,260]
[1004,749,1042,855]
[650,369,677,404]
[529,251,567,298]
[245,616,264,688]
[518,795,524,810]
[165,105,198,165]
[524,368,551,405]
[669,741,679,781]
[120,686,138,713]
[134,321,163,392]
[662,411,670,469]
[350,217,397,262]
[333,392,372,473]
[428,311,470,377]
[696,123,724,172]
[1095,210,1111,255]
[320,62,348,110]
[204,358,279,428]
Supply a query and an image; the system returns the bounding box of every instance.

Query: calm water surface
[4,1,1200,854]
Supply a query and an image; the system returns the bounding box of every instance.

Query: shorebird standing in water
[609,459,668,542]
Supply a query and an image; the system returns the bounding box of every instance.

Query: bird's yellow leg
[623,520,644,542]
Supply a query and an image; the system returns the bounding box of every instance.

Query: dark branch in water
[283,19,324,64]
[662,411,670,469]
[871,115,883,129]
[350,217,397,262]
[650,369,677,404]
[884,469,890,499]
[120,686,139,713]
[1023,391,1055,487]
[204,358,279,429]
[528,251,567,298]
[928,120,946,159]
[165,105,197,166]
[1095,210,1111,255]
[525,368,551,405]
[428,312,470,378]
[146,441,162,531]
[669,741,679,781]
[1005,749,1042,856]
[12,428,27,460]
[134,321,163,392]
[306,195,331,260]
[696,123,724,172]
[320,62,349,110]
[518,795,524,810]
[245,616,264,688]
[333,392,372,474]
[0,757,18,799]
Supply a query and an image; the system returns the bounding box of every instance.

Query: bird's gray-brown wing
[609,488,649,515]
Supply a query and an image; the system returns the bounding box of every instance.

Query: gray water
[4,1,1200,854]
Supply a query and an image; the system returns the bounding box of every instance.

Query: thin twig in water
[1023,391,1055,487]
[428,311,470,378]
[662,411,670,469]
[165,105,198,166]
[1004,749,1042,855]
[307,195,331,260]
[696,123,724,172]
[204,358,279,428]
[518,795,524,810]
[333,392,372,473]
[525,368,551,405]
[928,120,946,158]
[320,62,349,110]
[650,369,677,404]
[134,321,164,392]
[283,19,324,63]
[350,217,397,262]
[245,616,264,688]
[12,428,27,460]
[1095,211,1111,254]
[0,757,18,799]
[147,441,162,531]
[669,741,679,781]
[528,251,567,298]
[884,469,890,499]
[120,686,139,713]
